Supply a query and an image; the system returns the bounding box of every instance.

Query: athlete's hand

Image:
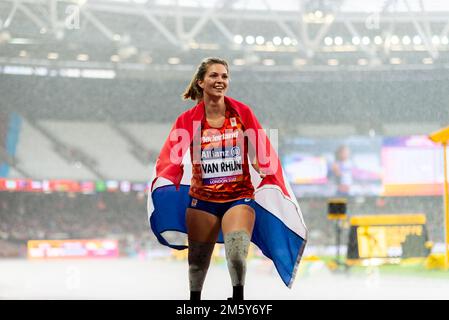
[252,160,267,179]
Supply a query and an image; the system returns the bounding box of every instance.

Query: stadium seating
[10,119,165,181]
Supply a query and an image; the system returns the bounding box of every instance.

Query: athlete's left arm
[253,161,267,178]
[247,139,267,178]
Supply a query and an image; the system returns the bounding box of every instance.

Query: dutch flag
[147,97,308,288]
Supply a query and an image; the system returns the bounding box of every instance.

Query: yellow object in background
[425,253,448,270]
[429,125,449,269]
[429,126,449,144]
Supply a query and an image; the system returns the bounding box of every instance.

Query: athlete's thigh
[186,208,221,243]
[221,204,255,236]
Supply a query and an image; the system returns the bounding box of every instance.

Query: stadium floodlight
[402,35,411,45]
[334,36,343,46]
[352,36,360,45]
[324,37,333,46]
[361,36,370,45]
[413,35,422,45]
[390,35,400,45]
[283,37,292,46]
[245,35,255,45]
[273,36,282,46]
[432,35,441,45]
[255,36,265,45]
[429,125,449,270]
[374,35,383,45]
[233,35,243,44]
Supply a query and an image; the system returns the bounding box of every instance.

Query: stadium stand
[11,119,97,180]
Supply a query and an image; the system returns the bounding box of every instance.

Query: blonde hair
[182,57,229,101]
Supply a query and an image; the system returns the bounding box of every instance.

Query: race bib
[201,146,243,185]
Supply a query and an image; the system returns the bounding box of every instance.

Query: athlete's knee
[188,240,215,291]
[224,230,251,286]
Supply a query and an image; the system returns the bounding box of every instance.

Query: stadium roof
[1,0,449,80]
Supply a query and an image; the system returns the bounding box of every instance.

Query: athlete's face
[198,63,229,99]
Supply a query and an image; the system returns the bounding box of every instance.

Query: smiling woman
[181,57,260,301]
[148,57,308,301]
